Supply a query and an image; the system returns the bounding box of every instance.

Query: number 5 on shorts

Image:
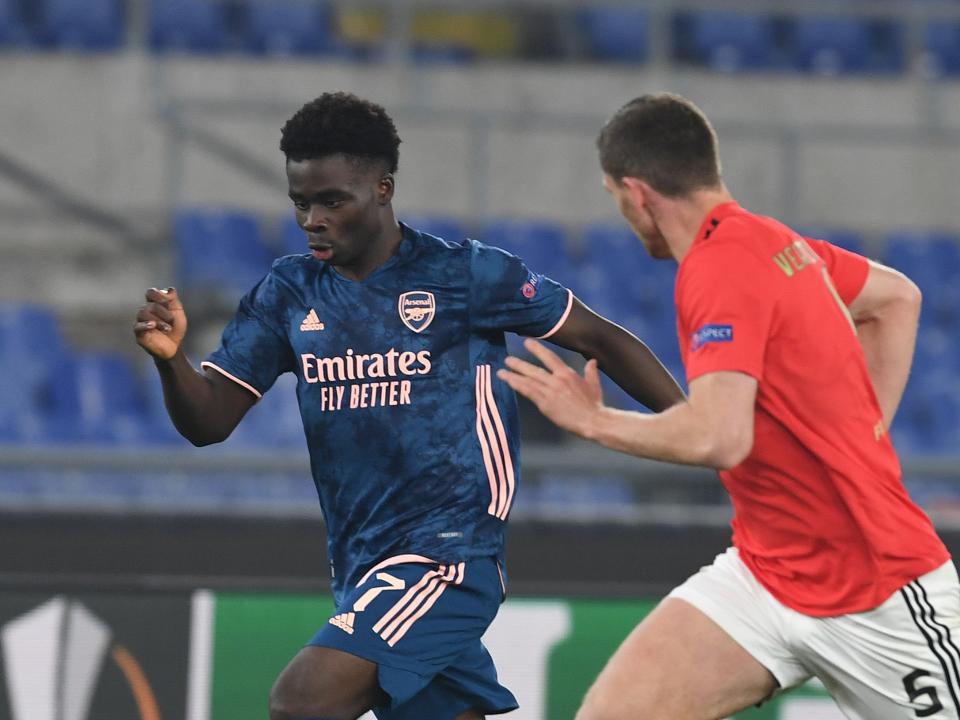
[902,669,944,717]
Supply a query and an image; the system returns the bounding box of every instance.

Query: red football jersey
[675,201,948,616]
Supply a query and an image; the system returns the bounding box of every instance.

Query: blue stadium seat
[883,230,960,285]
[480,219,575,287]
[674,11,782,71]
[791,16,904,75]
[578,6,649,63]
[895,373,960,454]
[174,208,273,302]
[44,351,149,444]
[0,0,31,47]
[277,213,307,257]
[148,0,231,53]
[924,21,960,76]
[0,303,66,438]
[400,214,469,244]
[37,0,125,50]
[242,0,333,56]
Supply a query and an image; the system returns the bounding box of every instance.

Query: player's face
[286,154,393,269]
[602,174,672,260]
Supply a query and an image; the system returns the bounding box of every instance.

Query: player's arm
[499,340,755,469]
[134,287,256,446]
[546,298,685,412]
[846,260,921,428]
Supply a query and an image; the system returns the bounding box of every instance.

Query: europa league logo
[1,597,159,720]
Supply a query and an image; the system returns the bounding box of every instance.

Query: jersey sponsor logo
[692,324,733,351]
[299,308,325,332]
[301,348,432,411]
[398,291,436,333]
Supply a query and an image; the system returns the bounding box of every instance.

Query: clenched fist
[134,287,188,361]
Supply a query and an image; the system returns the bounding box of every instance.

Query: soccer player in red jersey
[499,93,960,718]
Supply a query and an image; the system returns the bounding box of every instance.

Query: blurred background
[0,0,959,718]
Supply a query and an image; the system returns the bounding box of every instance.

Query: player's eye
[324,199,345,209]
[292,200,309,212]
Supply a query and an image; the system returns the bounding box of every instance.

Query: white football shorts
[669,547,960,719]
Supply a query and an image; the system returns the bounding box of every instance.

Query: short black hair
[280,92,401,173]
[597,93,721,197]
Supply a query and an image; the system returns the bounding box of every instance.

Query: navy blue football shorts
[308,554,518,719]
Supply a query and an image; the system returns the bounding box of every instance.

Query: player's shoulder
[248,254,315,305]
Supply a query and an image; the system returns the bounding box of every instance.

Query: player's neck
[334,219,404,281]
[659,186,734,262]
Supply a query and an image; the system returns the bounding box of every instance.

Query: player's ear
[377,174,395,205]
[622,176,651,211]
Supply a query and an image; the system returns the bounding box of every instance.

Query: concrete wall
[1,52,958,311]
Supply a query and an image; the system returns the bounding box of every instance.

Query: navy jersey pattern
[203,224,571,601]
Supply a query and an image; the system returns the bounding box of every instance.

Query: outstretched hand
[497,339,605,438]
[134,287,188,361]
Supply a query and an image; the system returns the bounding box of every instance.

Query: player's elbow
[703,428,753,470]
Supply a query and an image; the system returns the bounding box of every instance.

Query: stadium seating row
[0,0,958,76]
[0,295,954,455]
[174,207,960,326]
[2,214,959,452]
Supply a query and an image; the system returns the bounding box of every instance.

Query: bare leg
[576,598,778,720]
[454,711,484,720]
[269,646,387,720]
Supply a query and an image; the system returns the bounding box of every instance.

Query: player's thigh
[269,645,386,720]
[576,597,778,720]
[804,561,960,719]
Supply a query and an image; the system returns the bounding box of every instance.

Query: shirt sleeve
[806,238,870,305]
[202,266,296,398]
[469,239,573,338]
[678,243,776,384]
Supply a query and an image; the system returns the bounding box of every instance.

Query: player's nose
[303,208,328,233]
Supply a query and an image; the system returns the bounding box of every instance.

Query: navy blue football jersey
[203,224,572,600]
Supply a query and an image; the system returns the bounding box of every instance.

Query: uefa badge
[398,291,436,333]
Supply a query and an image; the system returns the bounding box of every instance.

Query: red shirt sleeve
[677,242,776,384]
[806,239,870,306]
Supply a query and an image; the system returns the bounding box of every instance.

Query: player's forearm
[855,298,920,428]
[154,351,236,445]
[589,326,686,412]
[583,401,744,470]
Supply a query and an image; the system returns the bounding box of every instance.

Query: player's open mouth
[309,245,333,261]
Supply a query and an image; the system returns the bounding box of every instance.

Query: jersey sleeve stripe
[535,288,574,339]
[481,364,516,519]
[476,365,506,518]
[199,361,263,399]
[354,554,438,587]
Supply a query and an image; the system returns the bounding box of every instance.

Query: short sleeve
[469,240,572,338]
[678,245,776,383]
[202,268,296,398]
[806,239,869,305]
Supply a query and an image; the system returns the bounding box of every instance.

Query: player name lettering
[301,348,432,384]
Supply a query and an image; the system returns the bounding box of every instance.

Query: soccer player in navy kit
[134,92,684,720]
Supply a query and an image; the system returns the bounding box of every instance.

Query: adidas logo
[300,309,325,332]
[329,612,355,634]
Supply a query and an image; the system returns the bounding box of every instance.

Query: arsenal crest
[398,291,436,333]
